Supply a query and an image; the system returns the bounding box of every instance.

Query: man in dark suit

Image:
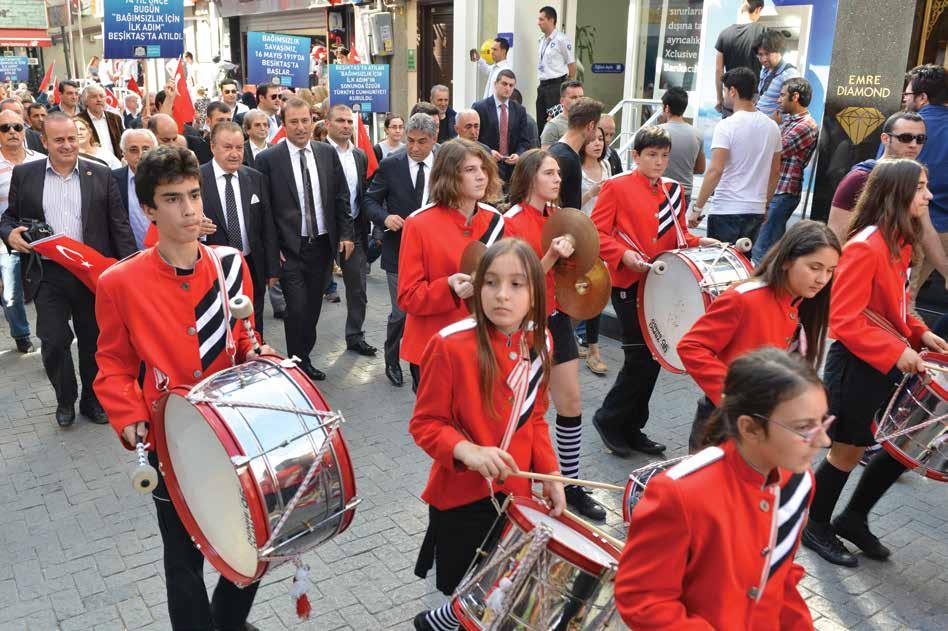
[325,104,376,357]
[431,84,457,143]
[363,113,437,387]
[77,85,124,160]
[185,101,231,165]
[111,128,158,250]
[1,99,46,154]
[242,110,270,168]
[254,98,354,381]
[122,93,141,130]
[201,121,279,334]
[472,69,534,180]
[1,113,136,427]
[49,80,81,117]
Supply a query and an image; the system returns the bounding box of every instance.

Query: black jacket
[364,149,428,273]
[472,96,534,178]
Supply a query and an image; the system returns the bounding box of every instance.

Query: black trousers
[339,236,368,345]
[244,253,266,336]
[592,284,661,441]
[536,75,566,136]
[33,262,99,406]
[281,236,333,364]
[150,452,258,630]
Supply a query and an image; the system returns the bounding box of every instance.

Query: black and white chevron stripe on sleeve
[656,182,683,240]
[479,212,505,246]
[768,471,813,579]
[194,248,245,370]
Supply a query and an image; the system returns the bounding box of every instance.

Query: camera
[18,219,53,243]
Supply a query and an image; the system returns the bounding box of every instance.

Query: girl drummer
[616,348,828,630]
[398,138,506,391]
[410,239,565,631]
[679,220,840,451]
[802,158,948,567]
[503,148,604,520]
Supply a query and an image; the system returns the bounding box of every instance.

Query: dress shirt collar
[88,109,106,122]
[288,140,311,157]
[412,152,434,170]
[45,158,79,178]
[127,167,136,183]
[327,136,353,154]
[211,158,238,181]
[493,95,509,110]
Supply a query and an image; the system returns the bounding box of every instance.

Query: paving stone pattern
[0,267,945,630]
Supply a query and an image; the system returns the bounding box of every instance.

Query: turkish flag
[171,57,195,133]
[127,76,142,97]
[271,125,286,143]
[357,116,377,179]
[38,61,54,93]
[52,77,60,105]
[104,88,120,112]
[30,234,117,293]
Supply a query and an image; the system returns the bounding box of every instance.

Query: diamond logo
[836,107,886,145]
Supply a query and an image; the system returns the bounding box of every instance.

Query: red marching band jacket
[409,318,558,511]
[678,281,803,405]
[397,202,505,365]
[94,246,258,447]
[829,225,928,373]
[592,169,700,289]
[502,202,557,316]
[616,440,815,631]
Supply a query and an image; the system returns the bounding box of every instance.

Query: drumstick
[615,230,667,274]
[131,442,158,494]
[922,361,948,374]
[228,295,261,354]
[529,490,625,550]
[511,471,625,492]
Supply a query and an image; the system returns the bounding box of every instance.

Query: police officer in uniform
[536,6,576,136]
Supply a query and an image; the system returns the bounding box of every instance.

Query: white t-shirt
[708,110,781,216]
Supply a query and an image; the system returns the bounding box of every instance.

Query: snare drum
[622,456,689,523]
[873,351,948,482]
[452,497,619,630]
[154,356,359,586]
[638,245,752,372]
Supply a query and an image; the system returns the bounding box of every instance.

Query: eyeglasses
[888,132,927,145]
[222,89,238,94]
[751,413,835,443]
[0,123,24,133]
[902,91,917,99]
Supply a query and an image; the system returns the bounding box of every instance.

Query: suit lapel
[238,166,253,231]
[281,142,301,210]
[311,141,331,211]
[78,161,93,234]
[485,101,500,145]
[202,166,224,226]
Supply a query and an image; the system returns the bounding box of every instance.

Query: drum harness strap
[204,243,238,366]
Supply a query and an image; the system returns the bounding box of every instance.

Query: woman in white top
[578,126,610,375]
[74,117,122,170]
[374,113,406,162]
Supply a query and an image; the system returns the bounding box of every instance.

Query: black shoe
[14,336,33,353]
[628,432,667,455]
[832,511,891,560]
[300,362,326,381]
[802,521,858,567]
[244,624,260,631]
[79,400,109,425]
[55,403,76,428]
[565,485,606,521]
[324,291,341,303]
[385,363,404,387]
[272,310,286,320]
[592,414,632,457]
[413,612,435,631]
[347,340,378,356]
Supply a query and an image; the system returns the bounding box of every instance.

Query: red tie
[499,103,509,156]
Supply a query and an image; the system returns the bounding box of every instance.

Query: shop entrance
[417,0,454,102]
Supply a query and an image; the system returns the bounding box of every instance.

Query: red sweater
[616,440,814,631]
[502,202,556,315]
[678,281,801,405]
[593,169,699,288]
[397,203,505,364]
[830,225,928,373]
[94,246,257,446]
[409,318,558,510]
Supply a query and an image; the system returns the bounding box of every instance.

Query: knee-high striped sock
[425,603,459,631]
[555,414,582,480]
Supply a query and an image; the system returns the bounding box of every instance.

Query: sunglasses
[752,413,835,443]
[222,89,238,94]
[888,133,927,144]
[0,123,24,133]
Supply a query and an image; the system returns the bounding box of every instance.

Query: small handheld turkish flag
[104,88,120,112]
[30,234,118,293]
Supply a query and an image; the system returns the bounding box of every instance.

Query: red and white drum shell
[452,496,619,630]
[622,456,690,523]
[637,245,752,373]
[872,351,948,482]
[154,356,357,586]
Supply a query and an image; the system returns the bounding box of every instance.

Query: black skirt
[824,341,902,447]
[414,495,508,596]
[550,311,580,365]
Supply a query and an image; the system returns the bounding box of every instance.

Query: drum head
[638,252,706,373]
[163,394,260,577]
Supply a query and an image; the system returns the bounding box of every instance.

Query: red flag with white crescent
[30,234,117,293]
[104,88,120,113]
[357,116,377,178]
[127,77,142,97]
[171,57,196,134]
[39,61,55,93]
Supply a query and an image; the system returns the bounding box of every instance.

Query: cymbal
[540,207,600,276]
[459,240,486,277]
[554,259,612,320]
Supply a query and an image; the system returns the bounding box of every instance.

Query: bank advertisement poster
[329,64,391,113]
[0,57,30,82]
[103,0,185,59]
[247,31,311,89]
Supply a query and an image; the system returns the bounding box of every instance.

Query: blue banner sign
[329,64,391,113]
[247,31,311,89]
[103,0,185,59]
[0,56,29,82]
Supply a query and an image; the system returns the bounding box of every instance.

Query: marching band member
[94,146,274,631]
[679,220,840,451]
[590,126,717,457]
[503,148,603,520]
[802,159,948,567]
[410,239,564,631]
[397,139,506,391]
[616,348,828,631]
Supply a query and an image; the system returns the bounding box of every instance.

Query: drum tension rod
[229,419,343,468]
[260,498,363,559]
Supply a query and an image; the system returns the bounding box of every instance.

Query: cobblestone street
[0,267,946,630]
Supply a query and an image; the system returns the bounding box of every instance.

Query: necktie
[499,103,509,156]
[299,149,318,239]
[414,161,425,208]
[223,173,243,252]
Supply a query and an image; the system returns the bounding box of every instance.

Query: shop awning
[0,29,52,48]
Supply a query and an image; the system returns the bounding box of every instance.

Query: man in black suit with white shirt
[201,121,279,334]
[472,69,534,181]
[254,98,354,381]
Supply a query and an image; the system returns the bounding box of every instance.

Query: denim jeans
[0,252,30,340]
[707,213,764,245]
[751,194,801,265]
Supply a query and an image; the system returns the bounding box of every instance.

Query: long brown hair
[848,158,926,257]
[506,148,559,208]
[753,220,840,367]
[429,138,502,209]
[471,239,551,420]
